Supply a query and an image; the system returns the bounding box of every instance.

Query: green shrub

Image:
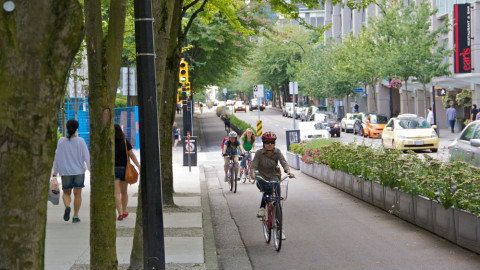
[228,114,255,134]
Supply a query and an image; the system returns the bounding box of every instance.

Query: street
[198,107,480,270]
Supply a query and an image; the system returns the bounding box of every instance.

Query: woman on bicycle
[222,131,244,182]
[251,131,294,218]
[239,128,256,180]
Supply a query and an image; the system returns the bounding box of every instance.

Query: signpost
[289,81,298,130]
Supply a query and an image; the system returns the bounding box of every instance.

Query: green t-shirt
[241,137,253,151]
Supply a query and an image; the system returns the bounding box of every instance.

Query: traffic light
[185,82,191,97]
[179,58,189,84]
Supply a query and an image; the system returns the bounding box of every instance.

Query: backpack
[221,137,228,150]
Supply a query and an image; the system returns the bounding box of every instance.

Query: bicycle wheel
[233,168,237,193]
[262,204,272,244]
[242,168,247,183]
[273,202,283,251]
[228,167,233,191]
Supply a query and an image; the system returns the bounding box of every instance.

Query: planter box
[300,162,314,177]
[343,173,353,195]
[414,195,433,233]
[372,182,385,210]
[362,180,373,204]
[432,201,456,243]
[352,176,363,199]
[454,208,480,254]
[335,171,345,191]
[313,163,323,180]
[321,165,330,184]
[286,152,299,170]
[328,169,337,187]
[384,187,397,213]
[397,190,415,224]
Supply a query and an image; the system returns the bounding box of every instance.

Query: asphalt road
[197,108,480,270]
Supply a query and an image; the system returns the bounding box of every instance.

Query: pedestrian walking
[172,122,180,151]
[446,103,457,133]
[53,119,90,223]
[224,115,231,134]
[471,104,478,121]
[353,102,359,113]
[114,124,140,221]
[176,103,181,114]
[200,103,204,114]
[427,107,434,125]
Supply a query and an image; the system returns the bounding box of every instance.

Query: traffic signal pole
[133,0,165,268]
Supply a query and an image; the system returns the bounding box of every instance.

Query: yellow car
[382,114,439,152]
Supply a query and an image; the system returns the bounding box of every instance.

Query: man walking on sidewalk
[446,102,457,133]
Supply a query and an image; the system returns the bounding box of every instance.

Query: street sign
[435,87,446,96]
[253,84,264,98]
[354,88,363,93]
[289,81,298,95]
[265,90,272,100]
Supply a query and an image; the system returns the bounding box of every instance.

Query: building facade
[324,0,480,129]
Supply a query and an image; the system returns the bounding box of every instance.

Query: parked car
[295,106,306,119]
[283,102,295,117]
[353,113,370,135]
[260,101,267,110]
[298,122,331,142]
[341,113,362,133]
[449,120,480,166]
[233,101,247,112]
[217,101,226,107]
[382,114,438,152]
[302,105,328,121]
[314,112,341,137]
[249,98,264,111]
[360,113,388,138]
[226,99,234,106]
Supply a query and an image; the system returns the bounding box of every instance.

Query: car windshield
[397,118,431,129]
[371,115,388,124]
[235,101,244,105]
[348,114,361,120]
[314,122,327,130]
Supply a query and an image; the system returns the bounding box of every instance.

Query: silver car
[449,120,480,166]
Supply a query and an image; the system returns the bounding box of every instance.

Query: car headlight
[431,131,437,138]
[397,135,406,139]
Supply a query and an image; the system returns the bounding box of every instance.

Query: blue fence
[58,98,139,149]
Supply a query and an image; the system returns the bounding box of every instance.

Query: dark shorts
[115,167,126,181]
[61,174,85,190]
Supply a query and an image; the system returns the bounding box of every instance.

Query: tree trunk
[84,0,127,268]
[0,1,83,268]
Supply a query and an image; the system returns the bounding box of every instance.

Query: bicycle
[241,151,255,184]
[223,154,243,193]
[256,174,292,252]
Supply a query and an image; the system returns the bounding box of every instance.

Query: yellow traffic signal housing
[185,82,191,96]
[179,58,189,83]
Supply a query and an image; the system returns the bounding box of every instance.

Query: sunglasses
[264,141,275,145]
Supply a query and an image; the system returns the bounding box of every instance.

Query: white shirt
[53,137,90,176]
[427,111,434,125]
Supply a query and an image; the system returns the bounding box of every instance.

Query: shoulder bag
[124,139,138,184]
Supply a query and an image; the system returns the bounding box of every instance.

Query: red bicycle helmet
[261,131,277,142]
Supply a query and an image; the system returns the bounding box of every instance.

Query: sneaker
[281,231,286,240]
[122,211,129,219]
[72,217,80,223]
[63,206,71,221]
[224,176,228,182]
[117,214,124,221]
[257,208,265,218]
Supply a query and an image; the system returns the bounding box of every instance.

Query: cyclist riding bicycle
[222,131,244,182]
[239,128,256,180]
[251,131,294,218]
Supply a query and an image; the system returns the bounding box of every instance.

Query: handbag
[48,176,60,205]
[124,139,138,184]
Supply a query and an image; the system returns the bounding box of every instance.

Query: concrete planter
[384,187,398,213]
[343,173,353,195]
[327,169,337,187]
[335,171,345,191]
[362,180,373,204]
[396,190,415,224]
[432,201,456,243]
[286,152,300,170]
[313,163,323,180]
[321,165,330,184]
[352,176,363,199]
[414,195,434,233]
[372,182,385,210]
[454,208,480,254]
[300,161,314,177]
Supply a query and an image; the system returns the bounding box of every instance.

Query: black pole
[432,85,440,137]
[133,0,165,269]
[389,79,393,118]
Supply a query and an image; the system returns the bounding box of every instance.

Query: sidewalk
[44,111,218,269]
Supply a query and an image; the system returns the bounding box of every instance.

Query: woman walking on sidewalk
[114,124,140,221]
[172,122,180,151]
[53,119,90,223]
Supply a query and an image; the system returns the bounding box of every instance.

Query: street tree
[0,1,84,268]
[84,0,128,268]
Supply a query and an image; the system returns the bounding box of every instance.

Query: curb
[200,165,220,270]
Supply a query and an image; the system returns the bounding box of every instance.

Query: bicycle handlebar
[255,173,294,183]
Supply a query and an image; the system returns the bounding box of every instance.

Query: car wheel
[431,148,438,153]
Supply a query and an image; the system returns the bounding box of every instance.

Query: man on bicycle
[251,131,294,218]
[222,131,244,182]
